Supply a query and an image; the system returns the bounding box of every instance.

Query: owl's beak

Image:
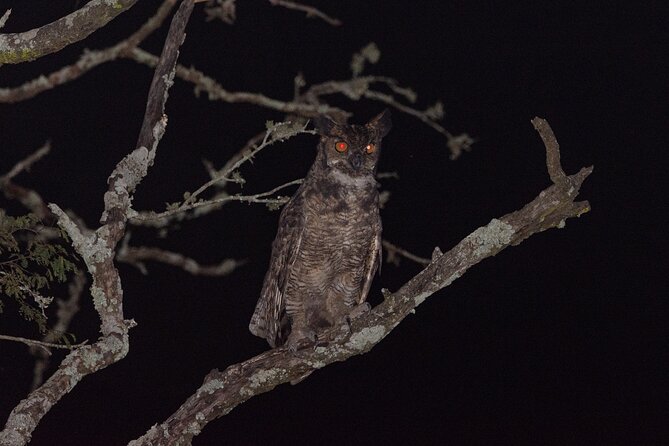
[349,152,363,170]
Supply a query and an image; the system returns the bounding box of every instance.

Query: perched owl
[249,110,392,350]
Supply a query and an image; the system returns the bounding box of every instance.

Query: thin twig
[0,334,87,351]
[206,131,265,183]
[363,90,449,136]
[183,122,311,207]
[0,143,54,221]
[132,178,302,222]
[0,9,10,30]
[127,48,350,120]
[300,76,461,143]
[268,0,342,26]
[117,242,246,277]
[0,142,51,182]
[132,121,312,226]
[382,239,431,266]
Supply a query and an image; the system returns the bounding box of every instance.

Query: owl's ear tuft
[313,115,339,136]
[367,109,392,138]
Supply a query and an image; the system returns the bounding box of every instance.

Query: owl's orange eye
[335,141,348,152]
[365,143,376,154]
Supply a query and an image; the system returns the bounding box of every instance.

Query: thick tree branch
[0,0,138,65]
[0,2,194,444]
[130,119,592,445]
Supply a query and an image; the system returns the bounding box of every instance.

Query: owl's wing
[358,217,382,304]
[249,193,305,347]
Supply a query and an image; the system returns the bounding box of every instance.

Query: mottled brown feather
[249,110,391,349]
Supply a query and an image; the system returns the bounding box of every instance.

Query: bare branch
[364,90,450,135]
[0,0,177,103]
[0,143,54,221]
[126,47,350,120]
[0,334,87,352]
[205,131,265,184]
[131,121,313,226]
[268,0,342,26]
[0,142,50,183]
[183,122,312,207]
[117,240,245,276]
[382,239,431,266]
[531,117,568,184]
[0,0,138,65]
[300,75,462,144]
[132,178,302,223]
[130,119,592,445]
[0,9,10,30]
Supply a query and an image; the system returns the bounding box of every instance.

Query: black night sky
[0,1,666,445]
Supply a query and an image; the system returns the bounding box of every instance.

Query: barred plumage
[249,110,391,350]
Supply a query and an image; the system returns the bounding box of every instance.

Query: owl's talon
[286,328,317,353]
[348,302,371,320]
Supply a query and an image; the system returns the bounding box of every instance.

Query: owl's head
[314,109,391,177]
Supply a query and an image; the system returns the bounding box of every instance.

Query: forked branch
[0,2,195,444]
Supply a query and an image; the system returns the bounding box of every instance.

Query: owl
[249,110,392,350]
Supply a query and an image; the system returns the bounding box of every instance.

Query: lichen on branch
[0,0,138,64]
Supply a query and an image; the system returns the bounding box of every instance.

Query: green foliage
[0,211,77,334]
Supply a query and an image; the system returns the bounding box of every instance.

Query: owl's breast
[299,181,379,263]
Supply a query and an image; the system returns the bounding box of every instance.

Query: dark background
[0,1,666,445]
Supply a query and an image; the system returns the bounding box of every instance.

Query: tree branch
[0,142,50,183]
[117,241,245,277]
[0,0,138,65]
[0,335,86,352]
[132,178,302,223]
[268,0,342,26]
[131,120,312,226]
[382,239,431,266]
[0,2,194,444]
[0,10,10,30]
[126,47,351,120]
[0,143,54,221]
[0,0,177,103]
[129,118,592,445]
[531,117,568,184]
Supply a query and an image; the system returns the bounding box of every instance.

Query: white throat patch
[331,169,374,188]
